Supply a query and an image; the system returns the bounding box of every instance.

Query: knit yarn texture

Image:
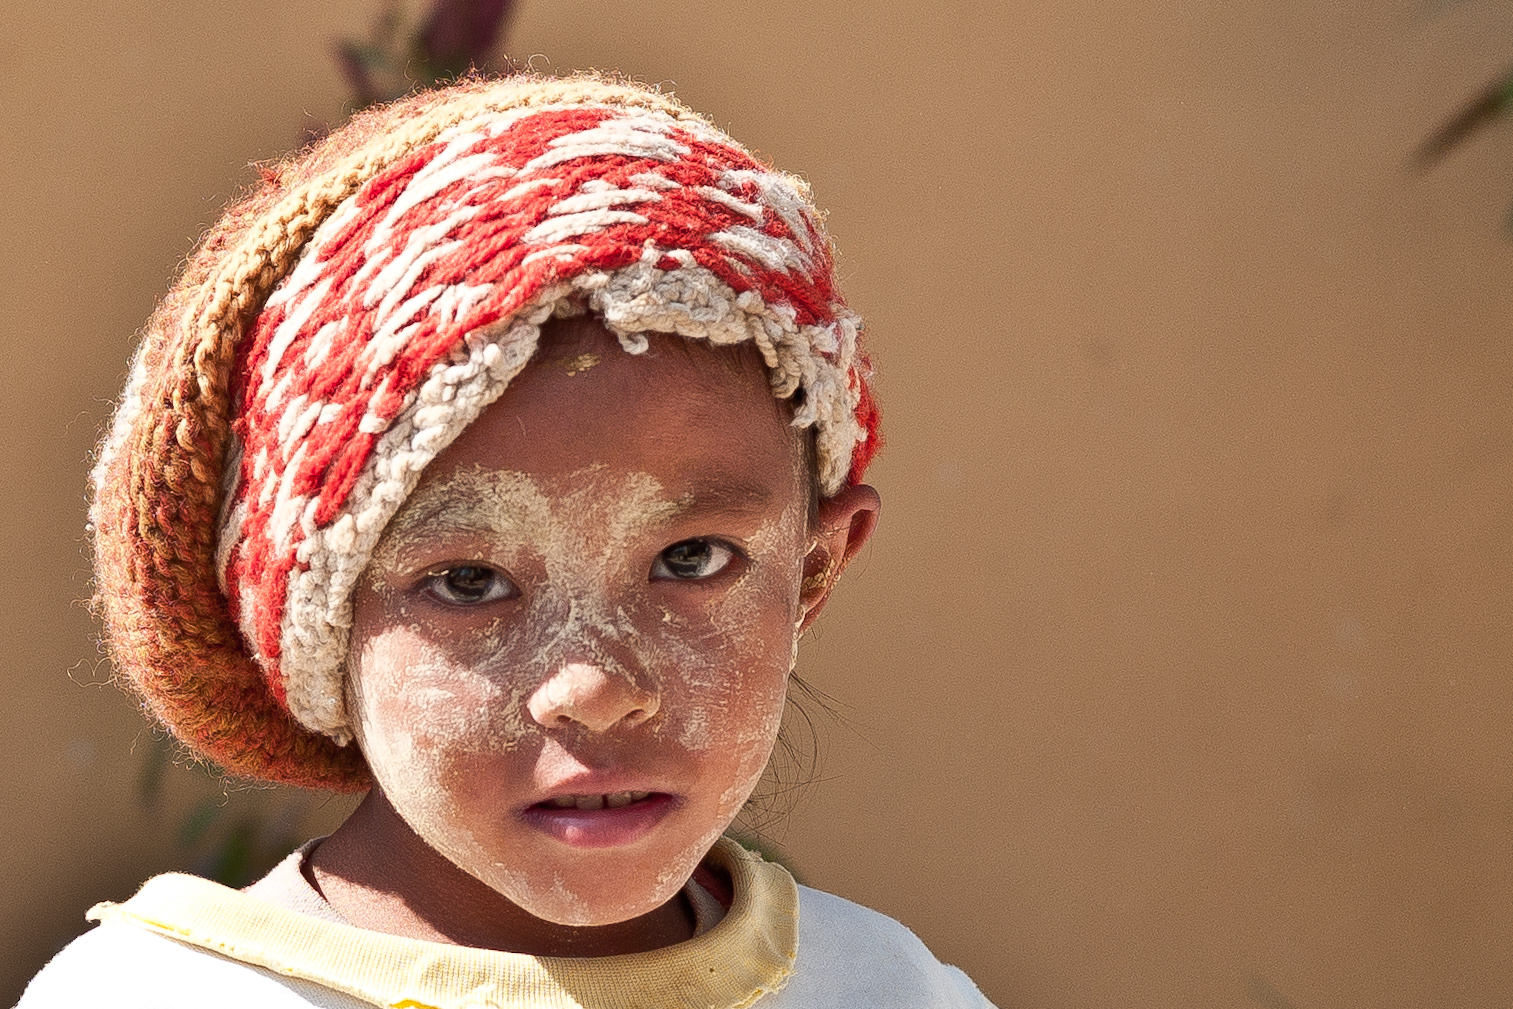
[89,75,881,789]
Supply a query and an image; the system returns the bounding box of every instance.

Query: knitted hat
[90,74,881,791]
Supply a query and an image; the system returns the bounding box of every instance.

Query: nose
[527,661,659,733]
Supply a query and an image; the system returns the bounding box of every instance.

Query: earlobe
[798,483,881,632]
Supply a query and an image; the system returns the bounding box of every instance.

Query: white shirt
[20,838,994,1008]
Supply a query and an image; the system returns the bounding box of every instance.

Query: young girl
[21,74,994,1007]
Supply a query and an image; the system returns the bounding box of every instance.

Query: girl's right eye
[423,565,517,606]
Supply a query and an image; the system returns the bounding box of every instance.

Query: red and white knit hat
[89,75,881,790]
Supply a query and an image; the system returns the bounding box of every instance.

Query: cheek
[639,554,803,760]
[348,623,533,802]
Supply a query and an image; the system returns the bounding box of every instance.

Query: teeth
[545,791,651,810]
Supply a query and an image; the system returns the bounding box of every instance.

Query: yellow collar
[90,837,797,1009]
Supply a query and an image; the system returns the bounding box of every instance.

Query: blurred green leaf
[1415,63,1513,169]
[333,0,520,116]
[210,819,259,888]
[177,798,222,849]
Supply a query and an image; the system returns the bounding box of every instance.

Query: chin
[473,839,711,927]
[463,791,745,927]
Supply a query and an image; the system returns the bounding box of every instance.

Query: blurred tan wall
[5,2,1513,1006]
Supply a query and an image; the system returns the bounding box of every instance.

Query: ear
[798,483,881,633]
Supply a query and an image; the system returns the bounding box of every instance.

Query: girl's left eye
[650,539,738,581]
[423,565,517,605]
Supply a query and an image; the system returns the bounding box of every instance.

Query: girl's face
[346,317,816,927]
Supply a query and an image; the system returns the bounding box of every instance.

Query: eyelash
[423,565,518,606]
[650,539,741,582]
[421,538,744,606]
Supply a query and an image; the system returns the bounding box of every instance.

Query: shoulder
[17,921,364,1009]
[769,885,996,1009]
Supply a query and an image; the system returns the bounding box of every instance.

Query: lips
[523,791,677,848]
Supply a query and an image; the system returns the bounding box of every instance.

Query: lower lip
[522,793,678,848]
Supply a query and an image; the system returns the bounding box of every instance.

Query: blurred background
[5,1,1513,1005]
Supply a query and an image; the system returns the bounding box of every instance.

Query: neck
[306,790,696,957]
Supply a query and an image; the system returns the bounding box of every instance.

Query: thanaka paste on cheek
[347,464,808,926]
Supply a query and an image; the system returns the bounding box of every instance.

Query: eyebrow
[668,475,780,518]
